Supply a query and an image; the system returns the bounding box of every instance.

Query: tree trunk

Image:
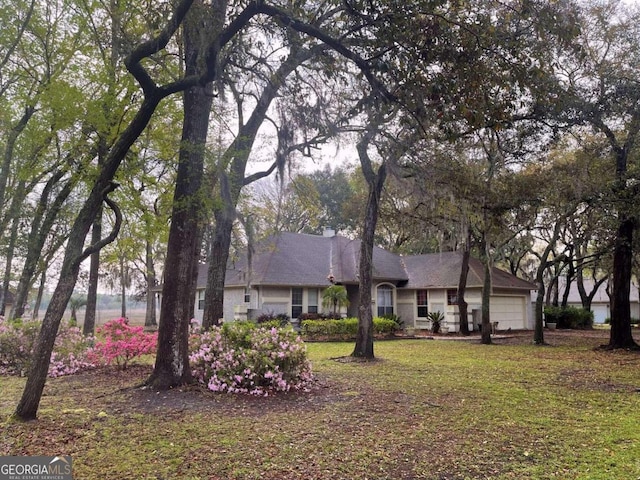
[551,274,559,307]
[120,257,127,318]
[13,0,195,418]
[202,199,234,329]
[533,222,563,345]
[604,139,639,349]
[147,1,215,386]
[480,254,492,345]
[0,106,35,224]
[201,42,324,328]
[12,171,73,320]
[1,181,25,315]
[14,184,122,420]
[561,256,574,308]
[352,133,386,359]
[477,229,492,345]
[457,236,470,336]
[606,217,639,349]
[144,240,157,327]
[577,269,606,312]
[533,279,546,345]
[15,274,76,419]
[32,271,46,320]
[84,210,102,334]
[148,81,211,387]
[14,85,167,420]
[1,216,19,316]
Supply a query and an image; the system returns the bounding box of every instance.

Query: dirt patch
[45,364,346,418]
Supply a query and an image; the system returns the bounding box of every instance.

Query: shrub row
[297,312,343,321]
[604,317,640,325]
[301,317,400,339]
[2,316,313,396]
[0,316,157,377]
[544,306,594,329]
[255,312,290,327]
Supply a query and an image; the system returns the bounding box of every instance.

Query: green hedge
[604,317,639,325]
[301,317,399,339]
[544,306,594,329]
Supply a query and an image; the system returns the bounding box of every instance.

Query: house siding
[397,303,414,327]
[193,290,203,324]
[224,287,246,321]
[197,282,532,331]
[396,289,415,327]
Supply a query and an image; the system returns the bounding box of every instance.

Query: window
[292,287,303,318]
[447,289,458,305]
[198,290,205,310]
[244,287,251,304]
[417,290,428,318]
[308,289,318,314]
[377,285,394,317]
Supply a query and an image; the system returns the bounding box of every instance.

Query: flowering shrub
[0,317,96,377]
[189,322,313,396]
[93,318,157,370]
[48,322,96,378]
[0,316,40,376]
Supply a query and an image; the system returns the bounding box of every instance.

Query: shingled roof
[200,232,534,291]
[403,251,535,290]
[223,232,408,287]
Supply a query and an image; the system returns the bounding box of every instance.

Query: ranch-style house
[187,229,536,332]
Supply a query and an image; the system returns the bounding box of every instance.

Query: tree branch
[124,0,196,94]
[78,186,122,263]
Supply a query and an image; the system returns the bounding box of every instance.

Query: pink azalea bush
[189,322,313,396]
[0,316,40,376]
[48,321,96,377]
[93,317,157,370]
[0,317,96,377]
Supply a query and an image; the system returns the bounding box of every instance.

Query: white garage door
[490,296,526,330]
[592,305,608,324]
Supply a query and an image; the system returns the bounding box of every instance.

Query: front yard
[1,330,639,479]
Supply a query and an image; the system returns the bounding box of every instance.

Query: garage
[490,295,527,330]
[591,305,609,324]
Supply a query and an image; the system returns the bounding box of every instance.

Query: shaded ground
[1,328,639,480]
[60,328,634,416]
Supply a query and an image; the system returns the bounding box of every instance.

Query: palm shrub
[256,312,291,328]
[322,285,349,315]
[427,311,445,334]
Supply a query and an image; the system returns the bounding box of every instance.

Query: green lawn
[1,331,639,479]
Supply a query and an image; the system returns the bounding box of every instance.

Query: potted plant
[427,311,445,334]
